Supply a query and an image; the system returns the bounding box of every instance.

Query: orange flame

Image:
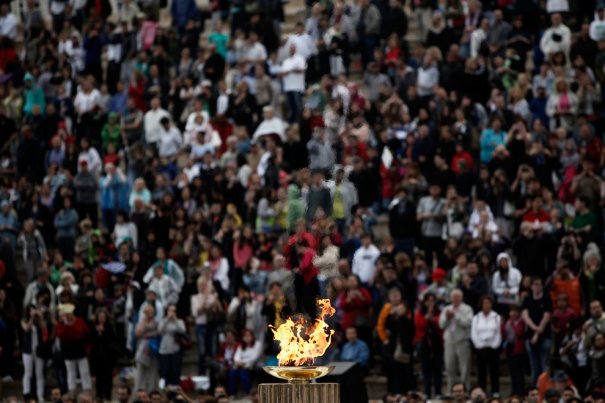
[269,299,336,366]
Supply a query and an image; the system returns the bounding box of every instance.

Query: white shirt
[470,28,487,58]
[546,0,569,13]
[157,126,183,158]
[471,311,502,349]
[77,148,102,177]
[74,89,101,114]
[233,341,262,369]
[184,111,211,146]
[281,54,306,92]
[351,244,381,285]
[243,42,267,63]
[0,13,17,39]
[190,292,218,325]
[492,267,522,304]
[285,34,316,59]
[144,107,170,143]
[113,222,138,248]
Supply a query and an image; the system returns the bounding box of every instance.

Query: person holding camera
[21,304,51,401]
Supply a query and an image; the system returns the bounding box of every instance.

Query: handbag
[175,332,194,349]
[148,336,161,355]
[206,302,226,324]
[393,340,411,364]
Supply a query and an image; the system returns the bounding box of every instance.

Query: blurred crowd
[2,0,605,402]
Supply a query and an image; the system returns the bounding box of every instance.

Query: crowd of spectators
[2,0,605,402]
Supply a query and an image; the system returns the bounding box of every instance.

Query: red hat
[432,268,447,282]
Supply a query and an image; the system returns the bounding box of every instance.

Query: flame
[269,299,336,366]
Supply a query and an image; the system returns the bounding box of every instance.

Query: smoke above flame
[269,299,336,366]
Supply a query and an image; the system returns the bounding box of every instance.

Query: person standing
[417,183,445,266]
[377,287,415,395]
[522,276,553,387]
[191,275,221,375]
[158,305,186,389]
[280,44,306,124]
[90,308,117,401]
[55,303,92,392]
[470,295,502,396]
[21,304,51,401]
[73,160,99,227]
[134,304,160,393]
[439,289,473,391]
[54,197,78,262]
[415,293,444,398]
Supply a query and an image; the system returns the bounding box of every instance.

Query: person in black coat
[90,308,117,401]
[457,260,489,313]
[388,187,417,257]
[381,287,415,395]
[382,0,408,39]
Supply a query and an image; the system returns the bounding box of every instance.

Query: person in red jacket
[339,275,373,345]
[55,303,92,392]
[293,240,320,315]
[284,220,316,269]
[414,293,444,397]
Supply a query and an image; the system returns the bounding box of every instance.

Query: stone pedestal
[258,382,340,403]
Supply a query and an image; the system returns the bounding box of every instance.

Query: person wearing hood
[492,252,522,315]
[101,112,123,150]
[23,73,45,116]
[590,4,605,41]
[286,185,305,233]
[425,10,454,56]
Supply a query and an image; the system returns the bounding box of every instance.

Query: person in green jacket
[101,112,122,150]
[23,72,45,116]
[287,184,304,233]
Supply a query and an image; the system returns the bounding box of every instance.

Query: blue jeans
[525,337,552,387]
[228,367,252,395]
[195,324,217,374]
[285,91,303,124]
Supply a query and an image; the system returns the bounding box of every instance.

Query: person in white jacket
[351,233,381,285]
[492,252,522,314]
[228,329,262,395]
[590,6,605,41]
[471,295,502,396]
[439,289,474,391]
[540,13,571,61]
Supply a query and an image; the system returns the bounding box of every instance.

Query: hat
[201,79,212,87]
[58,303,75,316]
[432,268,447,282]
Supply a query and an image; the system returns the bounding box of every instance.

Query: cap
[201,79,212,87]
[432,268,447,282]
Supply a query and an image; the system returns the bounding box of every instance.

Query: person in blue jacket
[54,197,79,262]
[480,116,506,164]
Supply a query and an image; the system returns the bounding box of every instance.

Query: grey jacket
[158,318,186,355]
[439,302,474,344]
